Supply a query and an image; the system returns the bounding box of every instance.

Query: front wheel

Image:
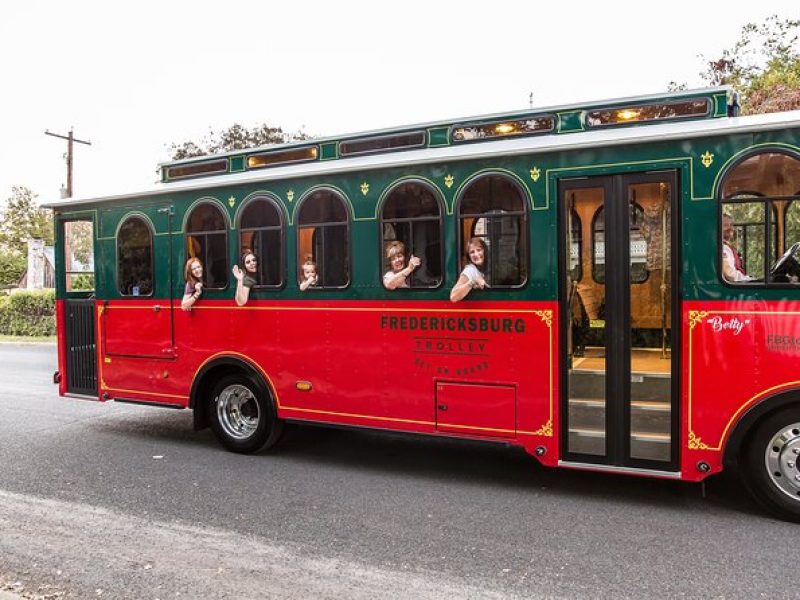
[209,374,283,454]
[741,408,800,522]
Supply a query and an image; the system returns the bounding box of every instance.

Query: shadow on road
[87,406,764,520]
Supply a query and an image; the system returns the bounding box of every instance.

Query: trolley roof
[42,86,800,209]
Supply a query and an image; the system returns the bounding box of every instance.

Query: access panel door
[435,382,516,438]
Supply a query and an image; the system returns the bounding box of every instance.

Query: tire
[741,407,800,522]
[208,373,283,454]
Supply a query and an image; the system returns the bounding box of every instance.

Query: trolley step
[568,398,671,432]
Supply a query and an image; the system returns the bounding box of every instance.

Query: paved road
[0,343,793,599]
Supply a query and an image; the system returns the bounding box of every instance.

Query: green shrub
[0,289,56,336]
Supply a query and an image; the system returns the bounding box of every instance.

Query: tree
[0,186,53,255]
[700,15,800,114]
[168,123,312,160]
[0,186,53,286]
[0,252,26,287]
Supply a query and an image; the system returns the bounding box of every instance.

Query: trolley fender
[190,354,274,431]
[723,388,800,470]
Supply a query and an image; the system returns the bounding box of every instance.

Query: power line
[45,128,91,198]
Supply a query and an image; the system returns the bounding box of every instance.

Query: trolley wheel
[741,407,800,522]
[208,373,283,454]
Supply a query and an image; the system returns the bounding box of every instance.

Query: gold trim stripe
[190,305,541,315]
[107,387,187,401]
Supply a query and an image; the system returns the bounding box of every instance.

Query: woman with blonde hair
[383,241,421,290]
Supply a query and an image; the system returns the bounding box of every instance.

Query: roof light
[586,99,711,127]
[452,116,554,142]
[247,146,318,169]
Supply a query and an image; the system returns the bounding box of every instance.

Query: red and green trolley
[48,86,800,520]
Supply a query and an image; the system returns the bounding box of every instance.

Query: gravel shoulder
[0,489,524,600]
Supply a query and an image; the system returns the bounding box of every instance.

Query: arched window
[380,181,443,288]
[238,197,283,288]
[296,189,350,288]
[592,204,647,283]
[117,216,153,296]
[456,174,528,287]
[720,151,800,285]
[185,202,228,289]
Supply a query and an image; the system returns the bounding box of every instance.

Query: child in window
[299,260,318,291]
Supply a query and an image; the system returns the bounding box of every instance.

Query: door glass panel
[628,182,671,461]
[567,187,606,456]
[63,220,95,292]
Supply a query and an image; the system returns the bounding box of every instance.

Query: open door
[60,218,97,396]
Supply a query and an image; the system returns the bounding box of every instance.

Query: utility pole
[45,128,91,198]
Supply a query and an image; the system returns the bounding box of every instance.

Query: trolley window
[296,190,350,289]
[238,197,284,288]
[185,202,228,289]
[380,181,443,289]
[117,216,153,296]
[720,151,800,285]
[456,174,528,287]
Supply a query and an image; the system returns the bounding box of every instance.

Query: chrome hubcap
[216,384,260,440]
[765,421,800,501]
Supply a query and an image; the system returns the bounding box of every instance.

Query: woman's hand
[232,265,243,282]
[194,281,203,294]
[474,275,487,289]
[409,255,421,269]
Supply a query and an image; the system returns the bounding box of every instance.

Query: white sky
[1,0,798,203]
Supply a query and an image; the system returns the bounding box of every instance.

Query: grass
[0,335,56,344]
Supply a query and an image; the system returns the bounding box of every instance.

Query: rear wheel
[208,373,283,454]
[741,407,800,522]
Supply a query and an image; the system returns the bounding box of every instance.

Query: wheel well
[723,389,800,470]
[190,358,271,432]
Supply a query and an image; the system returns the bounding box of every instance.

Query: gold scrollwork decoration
[533,309,553,328]
[444,175,454,189]
[360,182,370,196]
[700,151,714,168]
[530,167,541,182]
[688,431,709,450]
[533,420,553,436]
[228,196,236,208]
[688,310,709,329]
[286,189,295,203]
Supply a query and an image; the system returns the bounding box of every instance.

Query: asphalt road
[0,342,794,599]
